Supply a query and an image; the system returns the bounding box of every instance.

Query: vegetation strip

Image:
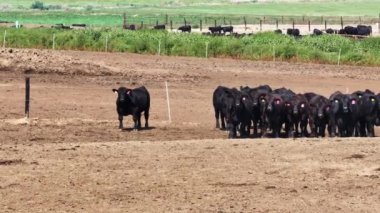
[3,27,380,66]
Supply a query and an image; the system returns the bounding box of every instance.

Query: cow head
[318,104,331,118]
[112,87,132,103]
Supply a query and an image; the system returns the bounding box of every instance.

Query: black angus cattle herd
[111,85,379,139]
[213,85,380,139]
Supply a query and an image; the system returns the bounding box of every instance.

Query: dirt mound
[0,48,119,76]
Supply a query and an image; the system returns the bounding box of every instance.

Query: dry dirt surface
[0,48,380,212]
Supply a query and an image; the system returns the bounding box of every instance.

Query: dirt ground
[0,48,379,212]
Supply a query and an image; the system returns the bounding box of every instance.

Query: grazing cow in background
[209,26,223,34]
[178,25,191,33]
[343,26,358,35]
[124,24,136,30]
[274,29,282,34]
[153,24,166,30]
[222,26,234,34]
[357,25,372,36]
[326,28,337,34]
[313,29,323,36]
[112,86,150,130]
[286,28,300,37]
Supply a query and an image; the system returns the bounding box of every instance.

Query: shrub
[31,1,46,10]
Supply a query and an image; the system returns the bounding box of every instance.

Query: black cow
[291,94,311,137]
[357,25,372,36]
[313,29,323,36]
[309,95,331,137]
[266,93,285,138]
[329,92,358,137]
[209,26,223,34]
[274,29,282,34]
[112,86,150,130]
[222,26,234,34]
[153,24,166,30]
[213,86,243,138]
[213,86,230,130]
[240,85,272,137]
[326,28,337,34]
[303,92,319,102]
[178,25,191,33]
[343,26,358,35]
[124,24,136,30]
[352,90,378,137]
[286,28,300,37]
[274,88,296,137]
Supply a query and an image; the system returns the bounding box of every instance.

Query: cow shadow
[121,127,156,132]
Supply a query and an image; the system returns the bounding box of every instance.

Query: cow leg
[144,110,149,128]
[137,113,142,129]
[228,123,237,139]
[301,120,308,137]
[220,114,226,130]
[118,115,123,129]
[215,109,220,129]
[367,121,375,137]
[320,123,326,137]
[252,119,258,137]
[132,114,139,131]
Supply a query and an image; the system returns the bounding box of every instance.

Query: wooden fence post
[244,16,247,31]
[200,19,202,31]
[276,19,278,29]
[308,20,311,32]
[260,19,262,31]
[341,16,343,29]
[25,77,30,119]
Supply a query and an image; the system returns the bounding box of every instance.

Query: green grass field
[0,1,379,26]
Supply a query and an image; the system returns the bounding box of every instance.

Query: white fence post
[165,81,172,123]
[52,33,56,50]
[158,39,161,55]
[105,35,108,52]
[3,30,6,48]
[205,42,209,58]
[337,48,342,66]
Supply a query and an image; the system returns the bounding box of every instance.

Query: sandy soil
[0,48,379,212]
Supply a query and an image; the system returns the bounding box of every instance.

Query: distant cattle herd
[124,23,373,38]
[213,85,380,139]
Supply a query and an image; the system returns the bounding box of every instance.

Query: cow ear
[112,89,118,93]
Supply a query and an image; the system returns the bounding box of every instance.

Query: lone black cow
[112,86,150,130]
